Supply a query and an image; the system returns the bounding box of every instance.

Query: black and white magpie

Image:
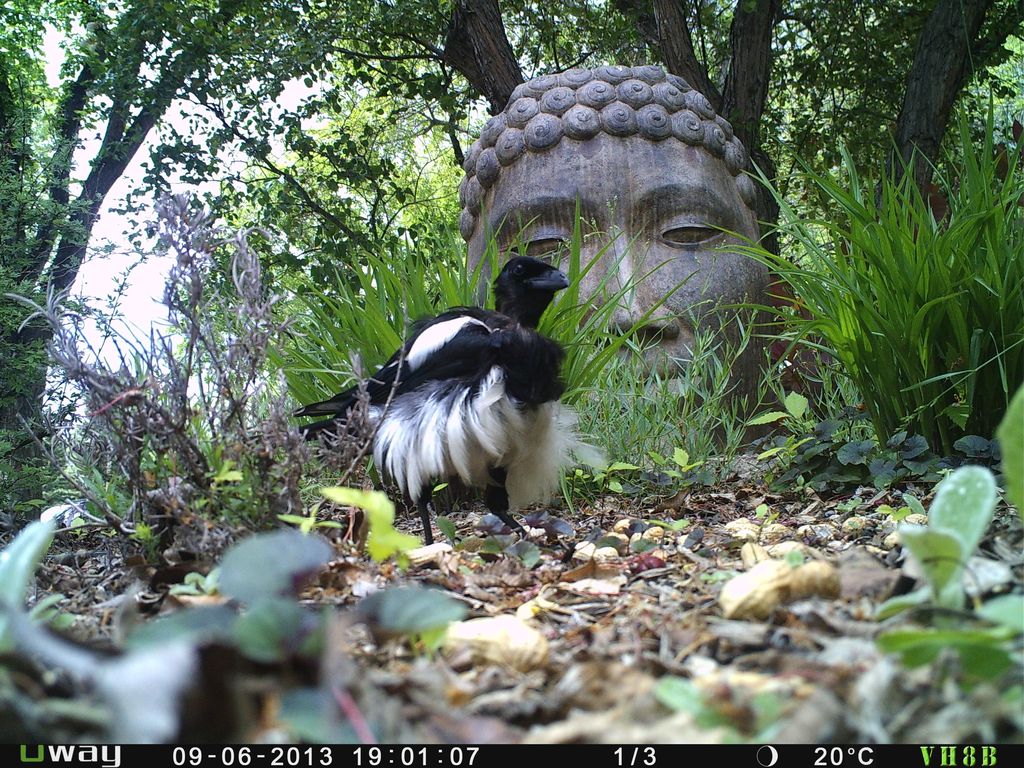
[296,256,577,544]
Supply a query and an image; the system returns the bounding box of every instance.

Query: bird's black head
[493,256,570,328]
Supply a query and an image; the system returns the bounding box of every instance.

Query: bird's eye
[524,238,566,260]
[511,262,524,276]
[662,226,719,246]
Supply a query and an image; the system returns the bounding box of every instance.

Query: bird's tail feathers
[505,403,605,508]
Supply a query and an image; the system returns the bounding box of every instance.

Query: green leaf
[127,605,239,648]
[875,586,931,619]
[0,520,55,650]
[928,466,997,560]
[507,540,541,568]
[654,676,707,715]
[898,527,965,609]
[672,447,690,468]
[902,492,926,516]
[277,514,308,526]
[899,434,930,460]
[28,593,67,628]
[978,594,1024,634]
[836,439,875,465]
[878,627,1015,678]
[234,598,318,663]
[996,384,1024,519]
[878,504,911,521]
[211,460,243,484]
[784,391,809,420]
[218,529,332,604]
[1003,687,1024,731]
[606,461,640,472]
[436,516,458,543]
[757,445,788,460]
[747,410,789,426]
[278,689,352,743]
[355,585,466,635]
[654,676,733,731]
[953,435,994,458]
[942,402,970,430]
[322,486,419,561]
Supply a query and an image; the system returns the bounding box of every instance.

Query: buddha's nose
[603,231,679,341]
[612,303,681,341]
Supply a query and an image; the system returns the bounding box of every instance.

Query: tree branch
[442,0,523,113]
[22,60,98,282]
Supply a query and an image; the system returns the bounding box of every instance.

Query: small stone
[443,615,549,672]
[842,515,871,534]
[724,517,760,541]
[719,558,840,620]
[761,523,790,544]
[641,526,665,541]
[765,541,815,558]
[594,546,620,563]
[902,513,928,526]
[406,542,454,567]
[740,542,770,568]
[798,524,834,543]
[613,519,634,534]
[573,541,596,561]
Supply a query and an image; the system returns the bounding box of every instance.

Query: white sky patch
[38,25,317,363]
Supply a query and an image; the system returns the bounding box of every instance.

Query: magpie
[296,256,578,544]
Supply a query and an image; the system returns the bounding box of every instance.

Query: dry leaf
[443,615,549,672]
[719,559,840,620]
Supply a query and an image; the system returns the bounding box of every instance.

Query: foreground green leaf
[218,529,332,604]
[354,585,466,636]
[322,486,421,562]
[0,520,55,650]
[996,383,1024,519]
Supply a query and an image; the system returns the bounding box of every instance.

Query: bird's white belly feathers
[371,366,577,506]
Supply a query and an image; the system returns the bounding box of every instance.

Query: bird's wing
[294,310,501,419]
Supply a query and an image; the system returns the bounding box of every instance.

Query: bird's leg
[485,466,526,538]
[416,485,435,545]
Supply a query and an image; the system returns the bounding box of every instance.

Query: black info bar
[10,744,1018,768]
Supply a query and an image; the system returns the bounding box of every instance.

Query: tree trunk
[652,0,720,102]
[720,0,781,255]
[891,0,995,189]
[443,0,523,113]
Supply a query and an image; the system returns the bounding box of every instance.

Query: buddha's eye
[524,237,567,260]
[662,226,719,246]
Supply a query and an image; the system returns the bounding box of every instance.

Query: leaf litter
[3,472,1022,744]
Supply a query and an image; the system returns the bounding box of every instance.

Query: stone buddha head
[458,64,769,397]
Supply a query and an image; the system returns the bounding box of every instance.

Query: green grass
[740,113,1024,454]
[575,313,770,469]
[277,209,683,409]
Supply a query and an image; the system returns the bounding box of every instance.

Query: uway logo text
[19,746,121,768]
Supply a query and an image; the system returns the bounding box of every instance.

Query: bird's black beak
[526,269,570,292]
